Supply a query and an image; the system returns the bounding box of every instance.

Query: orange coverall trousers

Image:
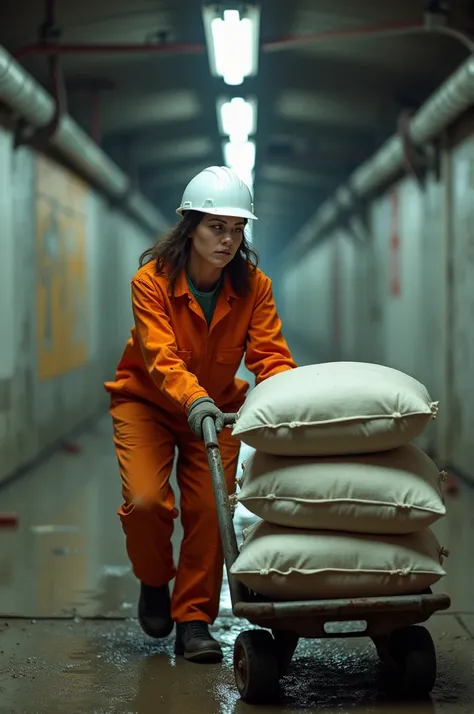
[110,395,240,624]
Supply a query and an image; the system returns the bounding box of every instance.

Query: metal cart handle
[202,414,248,608]
[222,413,237,427]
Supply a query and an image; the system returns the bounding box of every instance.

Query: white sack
[232,362,438,456]
[237,445,446,534]
[231,520,447,600]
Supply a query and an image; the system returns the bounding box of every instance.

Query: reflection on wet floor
[0,614,472,713]
[0,417,473,712]
[0,418,257,619]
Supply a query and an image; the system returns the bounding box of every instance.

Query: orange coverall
[104,261,296,624]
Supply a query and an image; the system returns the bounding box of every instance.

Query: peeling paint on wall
[0,133,151,484]
[36,156,89,380]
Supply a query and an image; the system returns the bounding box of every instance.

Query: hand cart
[203,415,451,705]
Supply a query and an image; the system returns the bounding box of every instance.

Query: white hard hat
[176,166,258,220]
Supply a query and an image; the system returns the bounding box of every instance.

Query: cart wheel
[233,630,280,704]
[382,625,437,697]
[272,629,299,677]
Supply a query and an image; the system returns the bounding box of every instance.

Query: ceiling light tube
[223,138,256,189]
[202,5,260,85]
[216,96,257,143]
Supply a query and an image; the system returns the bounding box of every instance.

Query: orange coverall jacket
[104,260,297,411]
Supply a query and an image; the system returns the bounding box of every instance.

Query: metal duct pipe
[0,44,168,235]
[285,57,474,259]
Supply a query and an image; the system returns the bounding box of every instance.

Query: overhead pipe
[14,41,206,60]
[0,43,167,235]
[13,21,411,60]
[12,17,474,60]
[262,20,425,53]
[5,20,440,60]
[11,23,424,60]
[283,56,474,261]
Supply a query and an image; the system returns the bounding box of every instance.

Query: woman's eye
[210,224,243,234]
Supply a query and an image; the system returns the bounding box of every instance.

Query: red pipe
[13,20,423,60]
[262,20,423,52]
[14,41,206,60]
[0,513,18,528]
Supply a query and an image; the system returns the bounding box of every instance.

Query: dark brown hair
[139,210,259,296]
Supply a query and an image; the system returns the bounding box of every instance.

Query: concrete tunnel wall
[278,122,474,482]
[1,113,474,489]
[0,125,152,485]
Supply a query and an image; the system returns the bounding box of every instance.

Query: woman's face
[189,214,245,269]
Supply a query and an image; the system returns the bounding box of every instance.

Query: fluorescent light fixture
[223,138,255,190]
[223,137,256,241]
[223,139,255,174]
[202,4,260,86]
[217,96,257,143]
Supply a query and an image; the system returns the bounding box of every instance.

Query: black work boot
[175,621,223,663]
[138,582,174,638]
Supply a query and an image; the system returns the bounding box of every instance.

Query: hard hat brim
[176,206,258,220]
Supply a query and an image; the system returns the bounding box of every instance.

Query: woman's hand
[187,397,225,439]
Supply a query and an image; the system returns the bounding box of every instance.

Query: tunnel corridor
[2,1,474,711]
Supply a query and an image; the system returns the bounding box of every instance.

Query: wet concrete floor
[0,417,473,712]
[0,613,473,714]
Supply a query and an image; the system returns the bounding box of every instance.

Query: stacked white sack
[230,362,449,601]
[232,362,439,457]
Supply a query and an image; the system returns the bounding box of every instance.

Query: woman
[104,166,296,664]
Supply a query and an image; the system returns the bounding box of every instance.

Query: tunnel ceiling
[0,0,472,250]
